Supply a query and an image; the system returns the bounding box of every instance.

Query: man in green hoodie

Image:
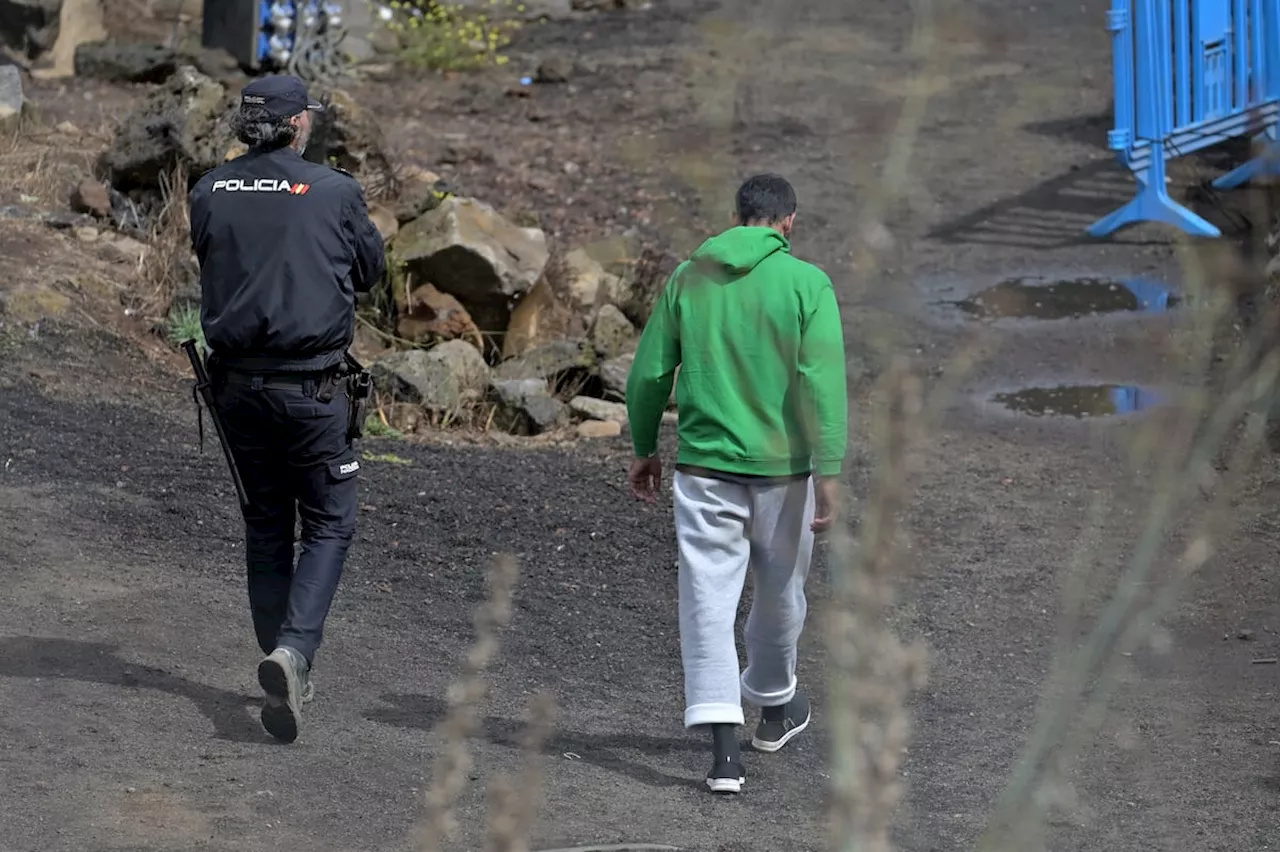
[626,173,848,794]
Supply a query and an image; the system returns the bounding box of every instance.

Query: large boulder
[368,202,399,242]
[371,340,491,412]
[304,89,397,200]
[44,0,106,77]
[495,338,595,383]
[390,165,452,224]
[394,282,483,349]
[501,277,577,360]
[578,231,681,327]
[589,304,635,359]
[570,395,628,425]
[178,46,246,88]
[0,64,22,132]
[555,246,626,312]
[0,0,61,60]
[74,41,178,83]
[597,352,677,408]
[598,352,632,400]
[392,196,549,338]
[490,378,568,435]
[98,65,234,193]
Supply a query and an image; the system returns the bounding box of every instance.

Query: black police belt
[217,354,373,441]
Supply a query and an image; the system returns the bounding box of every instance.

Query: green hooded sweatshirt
[626,226,848,478]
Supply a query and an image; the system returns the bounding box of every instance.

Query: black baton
[182,339,249,509]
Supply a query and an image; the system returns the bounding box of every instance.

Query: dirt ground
[4,0,1280,850]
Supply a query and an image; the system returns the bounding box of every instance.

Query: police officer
[188,74,386,744]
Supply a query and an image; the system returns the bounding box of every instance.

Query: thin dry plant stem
[418,554,521,852]
[356,312,496,352]
[863,0,939,227]
[964,230,1267,845]
[137,165,192,320]
[1055,495,1113,658]
[486,690,558,852]
[1058,350,1280,768]
[826,357,930,852]
[824,0,944,849]
[975,293,1280,848]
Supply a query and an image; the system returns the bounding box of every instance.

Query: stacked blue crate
[256,1,344,68]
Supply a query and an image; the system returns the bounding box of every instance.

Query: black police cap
[239,75,324,120]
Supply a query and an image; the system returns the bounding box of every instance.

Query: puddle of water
[993,384,1164,418]
[953,276,1177,320]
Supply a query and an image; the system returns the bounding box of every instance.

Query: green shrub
[364,415,405,439]
[166,303,208,355]
[384,0,524,71]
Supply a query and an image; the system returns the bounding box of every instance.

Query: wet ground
[5,0,1280,851]
[950,276,1179,321]
[990,383,1166,418]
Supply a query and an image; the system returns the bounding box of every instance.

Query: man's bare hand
[629,456,663,504]
[812,476,842,533]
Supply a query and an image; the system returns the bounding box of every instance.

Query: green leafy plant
[384,0,524,72]
[166,303,208,355]
[364,414,405,439]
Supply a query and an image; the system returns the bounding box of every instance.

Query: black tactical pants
[213,369,360,668]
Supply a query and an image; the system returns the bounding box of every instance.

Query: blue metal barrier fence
[1088,0,1280,239]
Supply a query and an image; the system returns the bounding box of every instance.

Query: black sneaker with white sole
[752,692,811,753]
[706,755,746,794]
[258,646,308,743]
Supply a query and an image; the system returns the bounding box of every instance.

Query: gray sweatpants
[673,470,815,728]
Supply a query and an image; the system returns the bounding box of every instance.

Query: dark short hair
[735,173,797,224]
[230,105,298,151]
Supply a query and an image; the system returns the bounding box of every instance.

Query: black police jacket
[189,145,387,373]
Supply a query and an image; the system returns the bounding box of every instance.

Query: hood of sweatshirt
[688,226,791,277]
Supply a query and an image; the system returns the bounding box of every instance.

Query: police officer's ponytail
[230,105,299,152]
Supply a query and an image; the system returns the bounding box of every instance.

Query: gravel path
[3,0,1280,850]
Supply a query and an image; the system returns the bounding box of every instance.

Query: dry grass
[133,164,193,323]
[0,115,107,207]
[486,691,558,852]
[815,2,948,848]
[369,385,500,437]
[823,359,931,852]
[410,556,567,852]
[414,555,535,844]
[0,119,149,337]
